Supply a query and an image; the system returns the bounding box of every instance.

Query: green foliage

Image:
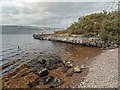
[65,11,120,44]
[54,30,68,34]
[100,30,109,42]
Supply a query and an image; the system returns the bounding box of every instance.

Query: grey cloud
[2,2,113,27]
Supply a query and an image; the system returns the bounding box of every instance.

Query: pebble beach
[79,48,119,88]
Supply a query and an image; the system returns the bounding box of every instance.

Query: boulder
[36,68,49,77]
[63,60,73,68]
[73,66,82,73]
[62,60,73,73]
[66,62,73,68]
[63,60,67,65]
[43,76,54,84]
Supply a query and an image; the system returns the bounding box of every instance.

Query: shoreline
[78,48,118,88]
[2,47,118,88]
[2,48,118,88]
[2,46,102,88]
[33,34,118,49]
[1,33,119,88]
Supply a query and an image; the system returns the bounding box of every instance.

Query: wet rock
[62,60,73,73]
[46,58,62,70]
[63,60,67,65]
[43,76,54,84]
[27,78,41,88]
[63,60,73,68]
[73,66,82,73]
[29,54,62,73]
[49,78,63,88]
[62,67,69,73]
[50,65,58,70]
[32,64,46,73]
[38,59,46,64]
[36,68,49,77]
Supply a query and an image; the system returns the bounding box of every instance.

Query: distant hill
[1,25,63,34]
[55,11,120,45]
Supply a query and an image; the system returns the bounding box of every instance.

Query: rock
[62,60,73,73]
[62,67,69,73]
[36,68,49,77]
[73,66,82,73]
[46,61,59,70]
[63,60,67,65]
[39,52,43,54]
[32,64,46,73]
[49,78,63,88]
[97,43,102,48]
[27,78,41,88]
[39,59,46,64]
[43,76,54,84]
[114,44,118,48]
[66,62,73,68]
[63,60,73,68]
[81,65,85,69]
[110,49,115,52]
[29,54,62,72]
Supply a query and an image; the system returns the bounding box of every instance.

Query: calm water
[1,26,102,76]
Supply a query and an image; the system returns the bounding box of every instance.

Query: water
[1,26,102,76]
[1,34,55,75]
[1,25,61,76]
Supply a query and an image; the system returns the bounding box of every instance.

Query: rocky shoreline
[2,52,91,88]
[2,33,118,88]
[2,53,63,88]
[2,47,118,88]
[33,34,118,49]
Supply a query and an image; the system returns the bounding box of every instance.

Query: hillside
[55,11,120,45]
[1,25,62,34]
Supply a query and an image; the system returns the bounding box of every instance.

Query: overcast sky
[1,0,118,28]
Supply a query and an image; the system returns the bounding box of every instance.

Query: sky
[0,0,119,28]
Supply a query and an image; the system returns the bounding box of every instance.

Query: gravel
[78,48,118,88]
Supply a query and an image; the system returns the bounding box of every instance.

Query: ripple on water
[2,35,102,77]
